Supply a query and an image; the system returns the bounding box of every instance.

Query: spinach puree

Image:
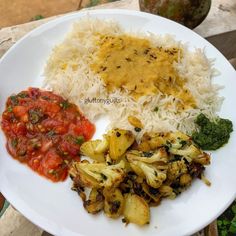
[192,114,233,150]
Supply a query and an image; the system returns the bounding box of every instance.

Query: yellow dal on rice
[91,34,196,109]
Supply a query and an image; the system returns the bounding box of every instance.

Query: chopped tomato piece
[45,103,61,116]
[11,123,27,136]
[74,118,95,140]
[42,150,63,170]
[13,106,29,122]
[28,155,42,170]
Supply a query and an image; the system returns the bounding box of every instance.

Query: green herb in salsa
[192,113,233,150]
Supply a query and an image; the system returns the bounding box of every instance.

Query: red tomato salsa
[1,88,95,182]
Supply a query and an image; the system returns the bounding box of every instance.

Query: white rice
[44,18,223,139]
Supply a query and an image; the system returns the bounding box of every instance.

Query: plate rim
[0,8,236,236]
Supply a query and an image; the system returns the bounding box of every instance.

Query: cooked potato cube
[84,188,104,214]
[109,129,135,160]
[123,194,150,226]
[103,188,124,219]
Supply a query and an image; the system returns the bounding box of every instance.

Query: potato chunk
[123,194,150,226]
[109,129,135,160]
[103,188,124,219]
[84,188,104,214]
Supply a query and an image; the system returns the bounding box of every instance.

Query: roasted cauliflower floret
[130,161,167,188]
[168,131,190,143]
[126,147,168,164]
[71,160,126,188]
[80,138,108,162]
[167,160,188,181]
[169,144,210,165]
[94,135,109,153]
[192,152,211,165]
[169,144,201,158]
[179,173,192,187]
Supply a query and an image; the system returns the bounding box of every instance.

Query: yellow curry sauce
[91,35,195,109]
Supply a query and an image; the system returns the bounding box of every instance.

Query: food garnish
[70,128,210,225]
[192,113,233,150]
[1,88,95,182]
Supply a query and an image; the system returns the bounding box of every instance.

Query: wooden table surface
[0,0,235,235]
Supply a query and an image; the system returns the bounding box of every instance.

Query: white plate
[0,9,236,236]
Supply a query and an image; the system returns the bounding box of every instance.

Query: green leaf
[153,106,159,112]
[232,204,236,214]
[10,95,18,105]
[47,130,55,137]
[60,101,70,109]
[18,92,28,98]
[180,140,187,147]
[7,106,13,112]
[221,229,228,236]
[75,136,84,145]
[134,127,141,132]
[223,219,230,225]
[11,138,18,148]
[229,224,236,233]
[217,220,223,227]
[229,216,236,233]
[29,109,43,124]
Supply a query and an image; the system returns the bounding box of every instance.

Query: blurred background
[0,0,119,28]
